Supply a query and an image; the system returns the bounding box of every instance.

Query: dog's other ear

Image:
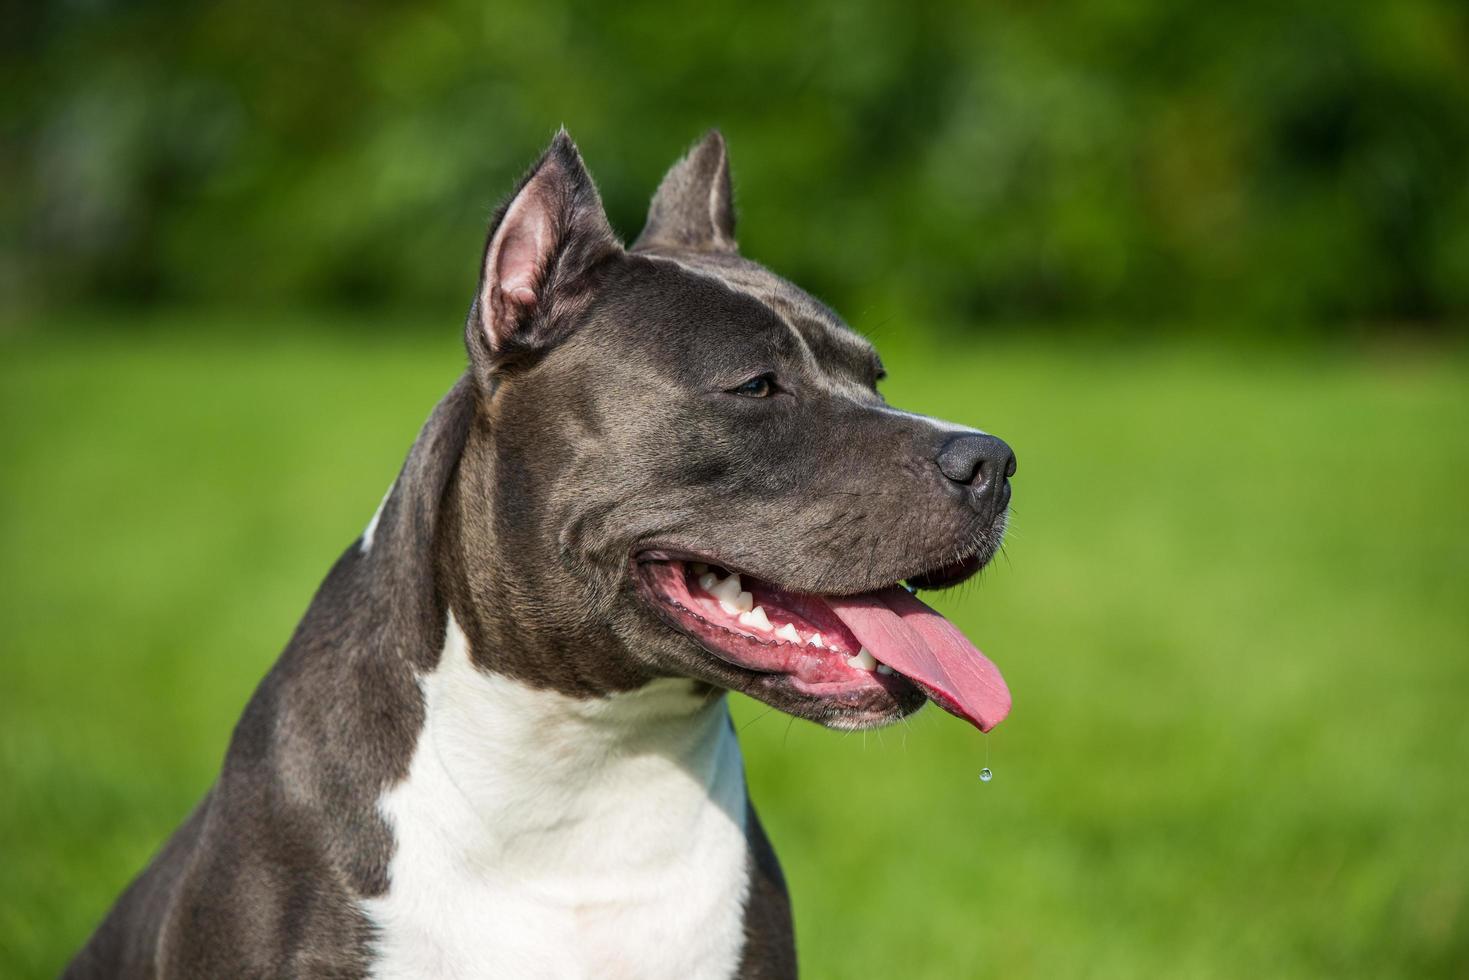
[470,129,621,373]
[632,129,737,254]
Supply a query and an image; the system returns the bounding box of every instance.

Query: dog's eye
[730,374,776,398]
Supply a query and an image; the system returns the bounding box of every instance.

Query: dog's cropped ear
[469,130,621,375]
[632,130,737,254]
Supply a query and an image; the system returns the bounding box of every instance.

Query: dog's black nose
[936,433,1015,516]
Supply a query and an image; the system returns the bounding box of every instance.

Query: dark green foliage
[4,1,1468,330]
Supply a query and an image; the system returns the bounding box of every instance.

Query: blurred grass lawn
[2,314,1466,978]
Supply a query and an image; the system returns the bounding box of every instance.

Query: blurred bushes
[3,0,1467,333]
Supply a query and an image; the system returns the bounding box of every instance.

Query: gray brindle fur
[67,130,1013,979]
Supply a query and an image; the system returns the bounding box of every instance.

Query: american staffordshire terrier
[67,130,1014,979]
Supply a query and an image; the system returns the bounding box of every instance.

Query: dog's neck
[388,613,744,877]
[426,379,653,696]
[361,616,752,979]
[356,375,640,689]
[354,379,753,977]
[355,374,748,864]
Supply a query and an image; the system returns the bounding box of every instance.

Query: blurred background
[2,1,1466,977]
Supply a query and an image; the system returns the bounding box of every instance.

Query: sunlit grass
[2,316,1465,977]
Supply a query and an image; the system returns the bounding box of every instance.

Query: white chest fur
[362,615,752,980]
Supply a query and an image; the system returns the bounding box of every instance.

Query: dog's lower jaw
[362,612,755,979]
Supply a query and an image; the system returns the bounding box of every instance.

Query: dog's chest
[362,617,752,980]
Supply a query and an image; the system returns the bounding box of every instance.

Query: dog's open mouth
[634,554,1011,732]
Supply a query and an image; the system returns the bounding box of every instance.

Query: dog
[66,130,1014,979]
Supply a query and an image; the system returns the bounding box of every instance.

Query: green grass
[2,316,1466,978]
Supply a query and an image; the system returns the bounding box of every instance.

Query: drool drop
[978,767,993,783]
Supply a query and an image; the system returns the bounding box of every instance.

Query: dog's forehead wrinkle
[582,256,794,379]
[789,319,881,394]
[619,250,881,398]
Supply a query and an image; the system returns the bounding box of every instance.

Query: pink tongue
[827,587,1011,732]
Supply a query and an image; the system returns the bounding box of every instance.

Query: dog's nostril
[936,433,1015,491]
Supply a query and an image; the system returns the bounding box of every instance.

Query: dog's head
[448,130,1012,732]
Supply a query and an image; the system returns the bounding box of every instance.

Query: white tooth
[876,663,895,676]
[738,606,772,631]
[719,591,754,616]
[698,572,719,593]
[692,562,709,575]
[846,648,878,671]
[806,632,825,648]
[775,623,801,643]
[710,573,744,604]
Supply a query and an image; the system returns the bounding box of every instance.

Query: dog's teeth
[691,562,709,575]
[775,623,801,643]
[698,572,719,593]
[876,663,895,676]
[738,606,772,631]
[710,573,744,604]
[719,590,755,616]
[846,648,878,671]
[806,632,824,648]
